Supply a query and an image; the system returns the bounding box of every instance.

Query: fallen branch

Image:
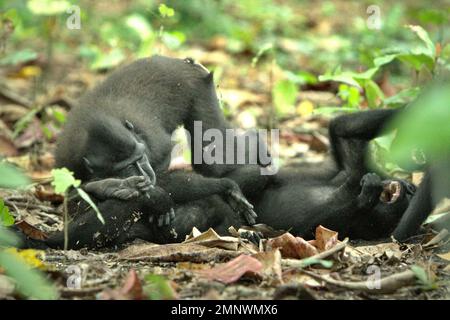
[282,238,349,268]
[4,199,61,215]
[301,269,417,294]
[0,84,32,108]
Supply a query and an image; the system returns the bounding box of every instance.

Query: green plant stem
[63,195,68,251]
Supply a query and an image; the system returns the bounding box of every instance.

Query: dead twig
[301,269,417,294]
[282,238,349,268]
[4,199,61,215]
[423,229,449,248]
[0,84,33,108]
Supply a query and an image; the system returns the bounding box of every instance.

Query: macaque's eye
[183,57,194,64]
[125,120,134,131]
[83,157,94,174]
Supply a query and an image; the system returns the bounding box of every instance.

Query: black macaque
[252,109,417,240]
[54,55,265,226]
[17,171,244,250]
[15,108,418,250]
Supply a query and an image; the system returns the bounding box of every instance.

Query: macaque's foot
[238,228,264,245]
[226,189,258,225]
[148,208,176,227]
[84,176,153,201]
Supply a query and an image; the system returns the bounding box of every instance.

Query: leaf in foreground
[0,251,57,299]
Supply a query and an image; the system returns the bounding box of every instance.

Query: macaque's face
[373,179,416,222]
[83,120,156,185]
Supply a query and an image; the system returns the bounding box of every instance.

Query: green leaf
[364,80,384,108]
[387,83,450,167]
[319,73,361,88]
[0,164,30,189]
[76,188,105,225]
[2,9,21,27]
[354,68,379,80]
[410,265,436,290]
[52,109,66,124]
[272,80,298,115]
[0,200,14,227]
[374,54,399,68]
[383,87,420,106]
[314,107,360,115]
[158,4,175,18]
[51,168,80,194]
[0,251,58,299]
[161,31,186,50]
[398,53,434,71]
[251,43,273,67]
[125,14,153,41]
[144,274,177,300]
[27,0,71,15]
[13,108,38,138]
[295,258,333,268]
[373,131,397,151]
[90,48,125,70]
[0,49,38,66]
[0,227,20,247]
[407,25,436,58]
[338,84,360,108]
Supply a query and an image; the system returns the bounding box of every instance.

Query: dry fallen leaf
[34,185,64,203]
[252,249,283,284]
[118,242,239,263]
[266,233,319,259]
[183,227,239,250]
[437,252,450,262]
[315,225,338,251]
[197,254,263,284]
[98,269,143,300]
[15,220,48,240]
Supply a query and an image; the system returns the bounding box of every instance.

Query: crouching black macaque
[13,55,269,249]
[55,55,266,227]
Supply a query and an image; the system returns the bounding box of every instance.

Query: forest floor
[1,46,450,300]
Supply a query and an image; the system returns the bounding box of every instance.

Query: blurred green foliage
[0,164,57,299]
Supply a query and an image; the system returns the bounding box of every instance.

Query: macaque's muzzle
[380,180,416,204]
[134,153,157,186]
[113,142,157,186]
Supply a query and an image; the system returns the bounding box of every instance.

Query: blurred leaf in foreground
[0,163,30,189]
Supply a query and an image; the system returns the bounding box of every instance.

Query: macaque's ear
[203,71,214,83]
[125,120,134,131]
[83,157,94,174]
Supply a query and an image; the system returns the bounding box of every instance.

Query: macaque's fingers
[239,230,263,245]
[137,177,153,190]
[158,215,164,227]
[124,176,146,187]
[227,190,257,225]
[359,173,383,196]
[164,212,171,226]
[169,208,176,221]
[112,189,139,200]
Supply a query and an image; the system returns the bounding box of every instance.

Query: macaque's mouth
[380,181,402,204]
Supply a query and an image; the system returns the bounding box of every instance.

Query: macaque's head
[150,55,221,117]
[82,117,156,185]
[351,178,416,239]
